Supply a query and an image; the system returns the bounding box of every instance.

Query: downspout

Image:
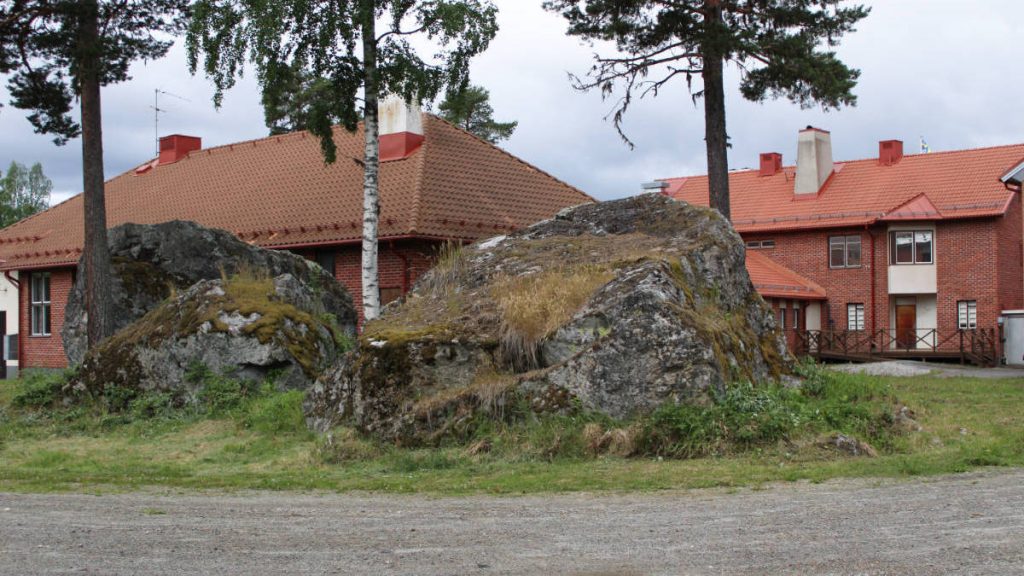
[4,270,19,289]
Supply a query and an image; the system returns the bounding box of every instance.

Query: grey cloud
[1,1,1022,205]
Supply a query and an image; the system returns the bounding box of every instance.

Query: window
[30,273,51,336]
[777,308,786,330]
[890,231,933,264]
[314,250,336,276]
[958,300,977,330]
[829,235,862,268]
[745,239,776,249]
[792,307,801,331]
[847,303,865,331]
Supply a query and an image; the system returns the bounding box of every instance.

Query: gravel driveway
[2,469,1023,575]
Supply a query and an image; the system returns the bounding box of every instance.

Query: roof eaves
[1001,158,1024,184]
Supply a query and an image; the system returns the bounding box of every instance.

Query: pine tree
[544,0,869,220]
[0,0,189,348]
[439,84,517,144]
[187,0,498,321]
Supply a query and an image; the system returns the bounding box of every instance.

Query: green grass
[0,365,1022,494]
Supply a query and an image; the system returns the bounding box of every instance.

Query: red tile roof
[745,251,826,301]
[0,115,593,270]
[666,144,1024,233]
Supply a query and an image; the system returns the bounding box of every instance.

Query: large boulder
[63,220,356,365]
[72,271,349,397]
[305,194,788,443]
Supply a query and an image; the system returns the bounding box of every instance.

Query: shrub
[312,428,381,464]
[11,371,70,409]
[241,390,308,435]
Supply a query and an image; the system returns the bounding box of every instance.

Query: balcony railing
[793,328,998,367]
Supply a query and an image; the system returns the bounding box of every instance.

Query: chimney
[158,134,201,165]
[879,139,904,165]
[759,152,783,177]
[379,96,424,162]
[794,126,833,196]
[641,180,669,195]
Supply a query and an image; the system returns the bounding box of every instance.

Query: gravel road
[2,469,1023,575]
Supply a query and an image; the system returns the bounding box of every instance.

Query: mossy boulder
[305,194,790,442]
[71,272,349,399]
[63,220,356,365]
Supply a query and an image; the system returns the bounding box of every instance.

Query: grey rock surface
[72,273,348,397]
[63,220,356,365]
[306,194,788,441]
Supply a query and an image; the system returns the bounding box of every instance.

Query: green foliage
[186,0,500,163]
[438,84,517,144]
[637,365,896,458]
[543,0,870,143]
[2,370,1023,494]
[240,390,310,436]
[0,161,51,227]
[11,371,68,410]
[187,363,262,416]
[0,1,190,145]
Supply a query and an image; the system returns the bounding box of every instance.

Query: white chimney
[379,95,423,136]
[378,95,424,162]
[794,126,834,196]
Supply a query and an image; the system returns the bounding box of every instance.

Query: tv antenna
[151,88,191,156]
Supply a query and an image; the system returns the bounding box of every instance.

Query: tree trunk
[78,0,115,348]
[702,0,730,221]
[360,6,381,322]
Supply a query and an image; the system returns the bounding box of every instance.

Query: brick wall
[330,239,442,321]
[934,219,1000,332]
[744,227,884,332]
[744,215,1021,337]
[19,268,73,369]
[996,194,1024,314]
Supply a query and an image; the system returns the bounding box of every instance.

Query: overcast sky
[1,0,1022,204]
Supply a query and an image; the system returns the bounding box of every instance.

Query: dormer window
[891,231,933,264]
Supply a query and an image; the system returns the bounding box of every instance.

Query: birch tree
[0,161,52,228]
[0,0,190,348]
[544,0,868,220]
[187,0,499,321]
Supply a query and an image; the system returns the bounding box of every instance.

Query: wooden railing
[794,328,999,367]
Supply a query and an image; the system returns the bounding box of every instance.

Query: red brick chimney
[879,139,904,166]
[759,152,783,177]
[158,135,201,165]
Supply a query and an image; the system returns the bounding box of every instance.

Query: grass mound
[3,363,1022,494]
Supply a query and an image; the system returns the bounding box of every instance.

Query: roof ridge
[660,141,1024,181]
[424,113,596,203]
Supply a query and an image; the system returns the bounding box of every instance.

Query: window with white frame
[958,300,977,330]
[890,230,933,264]
[847,303,865,331]
[30,273,51,336]
[745,239,776,249]
[829,235,862,268]
[777,308,786,330]
[792,307,801,331]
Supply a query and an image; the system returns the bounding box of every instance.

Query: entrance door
[896,304,917,349]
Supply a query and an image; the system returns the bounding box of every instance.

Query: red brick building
[662,128,1024,363]
[0,100,592,370]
